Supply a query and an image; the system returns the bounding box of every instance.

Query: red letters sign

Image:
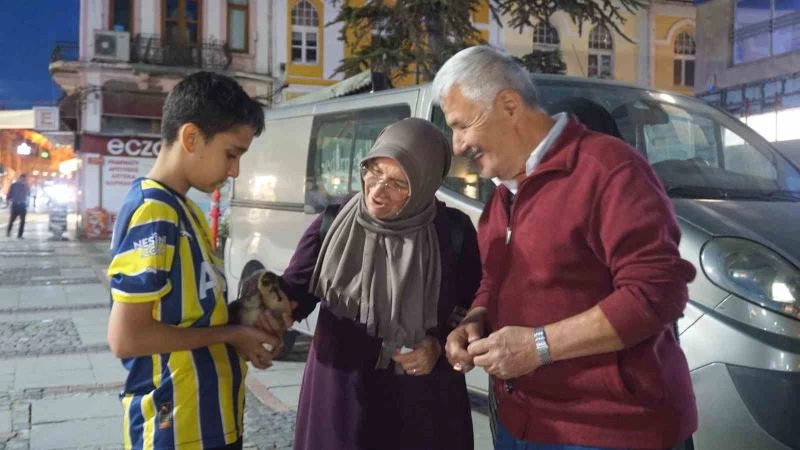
[80,133,162,158]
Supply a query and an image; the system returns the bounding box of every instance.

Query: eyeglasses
[360,163,410,197]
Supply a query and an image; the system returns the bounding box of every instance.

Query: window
[164,0,201,46]
[673,31,696,87]
[531,79,800,196]
[291,0,319,64]
[532,23,560,49]
[307,105,410,210]
[588,26,614,79]
[643,104,719,166]
[734,0,800,63]
[109,0,133,32]
[228,0,249,52]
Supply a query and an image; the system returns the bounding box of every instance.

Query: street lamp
[16,142,32,156]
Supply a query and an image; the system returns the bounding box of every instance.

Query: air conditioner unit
[94,30,130,62]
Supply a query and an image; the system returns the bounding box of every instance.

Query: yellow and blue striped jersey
[108,178,247,450]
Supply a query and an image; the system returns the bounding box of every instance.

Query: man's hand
[468,326,540,380]
[445,307,486,373]
[392,337,441,376]
[228,325,281,370]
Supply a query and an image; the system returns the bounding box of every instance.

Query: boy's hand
[229,325,281,369]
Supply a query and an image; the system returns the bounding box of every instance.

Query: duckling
[239,271,292,326]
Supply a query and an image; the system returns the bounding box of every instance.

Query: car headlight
[701,237,800,320]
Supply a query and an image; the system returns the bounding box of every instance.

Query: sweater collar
[493,115,587,195]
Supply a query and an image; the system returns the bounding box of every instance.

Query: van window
[307,105,411,211]
[535,79,800,199]
[431,106,497,204]
[643,102,778,181]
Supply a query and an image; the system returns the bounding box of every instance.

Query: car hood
[673,199,800,266]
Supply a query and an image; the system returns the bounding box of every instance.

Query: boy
[107,72,279,450]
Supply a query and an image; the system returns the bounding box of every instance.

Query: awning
[282,70,392,106]
[0,110,35,129]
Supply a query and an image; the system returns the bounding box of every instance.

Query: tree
[329,0,485,84]
[492,0,647,43]
[329,0,646,83]
[514,49,567,75]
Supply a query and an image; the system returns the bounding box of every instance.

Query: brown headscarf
[310,118,452,369]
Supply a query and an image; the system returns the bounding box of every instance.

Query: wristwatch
[533,326,553,366]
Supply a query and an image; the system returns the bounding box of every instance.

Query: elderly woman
[277,118,481,450]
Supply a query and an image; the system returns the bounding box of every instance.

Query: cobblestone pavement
[0,385,297,450]
[0,319,84,358]
[243,391,297,450]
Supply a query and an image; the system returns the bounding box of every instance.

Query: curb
[244,376,292,413]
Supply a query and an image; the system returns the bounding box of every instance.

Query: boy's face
[185,124,255,193]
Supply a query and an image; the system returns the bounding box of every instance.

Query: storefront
[75,133,227,239]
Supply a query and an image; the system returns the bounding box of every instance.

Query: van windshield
[432,80,800,204]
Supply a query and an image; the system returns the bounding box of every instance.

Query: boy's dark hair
[161,71,265,145]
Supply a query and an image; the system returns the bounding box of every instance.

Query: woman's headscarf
[310,118,452,369]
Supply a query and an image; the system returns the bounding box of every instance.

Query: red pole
[210,189,221,250]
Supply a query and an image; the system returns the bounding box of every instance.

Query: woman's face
[361,157,410,220]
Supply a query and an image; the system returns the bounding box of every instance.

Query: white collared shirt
[493,112,569,194]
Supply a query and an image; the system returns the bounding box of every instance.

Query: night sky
[0,0,79,110]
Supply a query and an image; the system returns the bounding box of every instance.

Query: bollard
[210,189,221,250]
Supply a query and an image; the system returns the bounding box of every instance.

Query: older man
[436,46,697,450]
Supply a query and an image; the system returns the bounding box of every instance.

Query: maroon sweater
[475,117,697,449]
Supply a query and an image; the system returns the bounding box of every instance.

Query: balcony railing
[51,41,79,62]
[130,34,232,71]
[50,35,232,71]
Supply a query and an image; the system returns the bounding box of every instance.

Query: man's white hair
[432,45,539,109]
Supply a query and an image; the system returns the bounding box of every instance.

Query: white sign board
[34,107,60,131]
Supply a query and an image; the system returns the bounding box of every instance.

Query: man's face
[186,124,255,193]
[439,86,520,180]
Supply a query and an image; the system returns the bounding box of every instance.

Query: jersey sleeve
[107,198,180,303]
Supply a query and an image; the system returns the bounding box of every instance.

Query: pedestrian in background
[6,173,30,239]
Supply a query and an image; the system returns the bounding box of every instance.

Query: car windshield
[433,78,800,203]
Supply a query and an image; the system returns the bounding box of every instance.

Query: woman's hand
[391,336,442,376]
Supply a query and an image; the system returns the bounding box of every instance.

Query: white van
[226,75,800,450]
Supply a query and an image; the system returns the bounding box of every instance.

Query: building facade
[50,0,278,237]
[276,0,697,99]
[695,0,800,145]
[501,0,697,95]
[274,0,505,101]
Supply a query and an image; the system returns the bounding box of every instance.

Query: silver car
[227,75,800,450]
[470,77,800,450]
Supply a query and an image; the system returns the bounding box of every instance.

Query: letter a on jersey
[198,261,218,301]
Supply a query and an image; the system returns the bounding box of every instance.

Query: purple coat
[281,201,481,450]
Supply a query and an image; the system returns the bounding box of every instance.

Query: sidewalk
[0,212,492,450]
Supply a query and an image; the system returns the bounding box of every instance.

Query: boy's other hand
[229,325,281,369]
